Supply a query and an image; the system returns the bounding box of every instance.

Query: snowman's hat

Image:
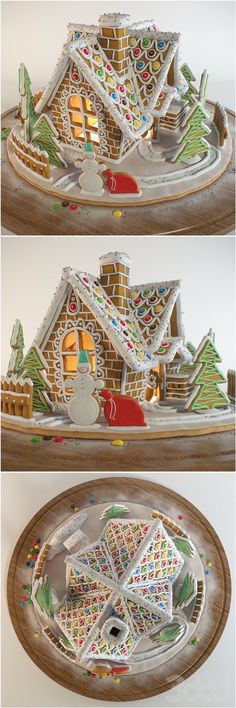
[78,349,90,364]
[84,142,95,158]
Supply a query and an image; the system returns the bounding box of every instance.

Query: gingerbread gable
[36,13,180,147]
[32,255,191,374]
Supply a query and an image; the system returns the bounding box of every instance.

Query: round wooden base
[7,478,231,701]
[2,103,235,235]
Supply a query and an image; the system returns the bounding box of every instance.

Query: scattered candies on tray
[31,435,41,443]
[70,204,78,211]
[111,439,125,447]
[25,539,41,568]
[19,584,32,607]
[191,636,200,646]
[178,514,184,521]
[112,210,123,218]
[52,203,62,211]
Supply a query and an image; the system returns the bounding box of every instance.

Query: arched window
[62,329,96,385]
[67,94,99,146]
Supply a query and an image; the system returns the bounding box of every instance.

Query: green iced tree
[18,63,36,141]
[21,345,52,412]
[198,69,209,106]
[185,335,230,411]
[173,103,211,162]
[33,114,66,168]
[181,64,198,106]
[7,320,24,375]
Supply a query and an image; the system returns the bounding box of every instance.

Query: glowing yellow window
[68,95,81,109]
[89,132,99,143]
[71,111,83,125]
[62,329,96,379]
[85,98,92,111]
[63,354,78,372]
[73,128,85,139]
[86,116,98,127]
[62,332,77,352]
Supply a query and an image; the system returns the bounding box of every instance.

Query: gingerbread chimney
[99,252,130,315]
[98,12,131,77]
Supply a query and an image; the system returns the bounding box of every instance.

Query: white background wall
[2,472,235,707]
[2,0,235,113]
[1,236,235,379]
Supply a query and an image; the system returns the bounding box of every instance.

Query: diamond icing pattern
[68,567,110,595]
[86,626,138,659]
[127,527,183,584]
[129,581,171,613]
[76,543,115,580]
[125,597,161,634]
[102,521,151,578]
[130,286,174,346]
[55,593,111,650]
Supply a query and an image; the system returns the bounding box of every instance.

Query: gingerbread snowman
[65,349,104,426]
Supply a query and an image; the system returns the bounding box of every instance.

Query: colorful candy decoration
[19,584,32,606]
[104,169,141,195]
[1,127,11,140]
[25,538,41,568]
[185,334,230,411]
[100,390,147,427]
[173,102,211,162]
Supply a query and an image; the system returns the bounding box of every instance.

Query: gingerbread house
[30,251,191,410]
[34,12,183,163]
[54,517,183,661]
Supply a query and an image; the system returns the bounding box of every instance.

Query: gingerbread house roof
[36,15,180,139]
[32,259,191,372]
[54,517,183,661]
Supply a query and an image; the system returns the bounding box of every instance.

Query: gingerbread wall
[49,68,123,161]
[42,292,146,407]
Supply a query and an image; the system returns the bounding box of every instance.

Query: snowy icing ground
[1,402,235,438]
[7,106,232,206]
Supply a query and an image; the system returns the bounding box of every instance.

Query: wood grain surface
[2,427,235,471]
[7,477,232,701]
[1,103,235,235]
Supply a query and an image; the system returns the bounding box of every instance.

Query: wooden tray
[7,477,231,701]
[1,103,235,235]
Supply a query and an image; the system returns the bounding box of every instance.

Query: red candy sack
[104,169,140,194]
[100,390,147,426]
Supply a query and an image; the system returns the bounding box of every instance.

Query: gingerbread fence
[10,131,51,178]
[227,369,235,400]
[191,580,204,624]
[213,102,228,146]
[152,510,187,538]
[33,543,51,582]
[1,375,33,418]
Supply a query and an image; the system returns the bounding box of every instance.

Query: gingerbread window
[62,329,96,383]
[67,94,99,145]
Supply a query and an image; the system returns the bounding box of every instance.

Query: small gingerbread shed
[54,517,183,660]
[35,12,181,162]
[31,251,191,409]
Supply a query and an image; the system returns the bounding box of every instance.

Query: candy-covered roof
[55,518,183,660]
[36,15,180,136]
[33,259,191,371]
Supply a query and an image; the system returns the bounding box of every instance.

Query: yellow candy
[132,106,139,116]
[114,677,121,684]
[152,61,160,71]
[207,561,212,568]
[94,55,102,64]
[129,37,137,46]
[111,439,124,446]
[107,76,115,86]
[134,119,141,128]
[112,210,123,217]
[126,81,133,92]
[154,304,163,313]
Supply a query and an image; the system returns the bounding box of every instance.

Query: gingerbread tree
[173,103,211,163]
[18,63,36,141]
[181,64,198,106]
[21,345,53,412]
[7,320,24,375]
[185,334,230,411]
[33,115,66,167]
[198,69,209,107]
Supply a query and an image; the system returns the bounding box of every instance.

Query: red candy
[70,204,78,211]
